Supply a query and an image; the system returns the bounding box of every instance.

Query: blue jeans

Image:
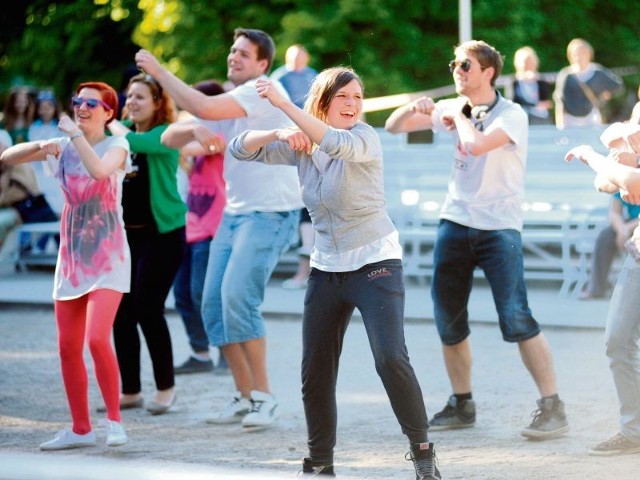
[173,239,211,353]
[301,260,428,465]
[201,210,298,346]
[432,220,540,344]
[605,255,640,441]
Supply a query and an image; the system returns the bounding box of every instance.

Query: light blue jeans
[605,255,640,441]
[201,210,298,346]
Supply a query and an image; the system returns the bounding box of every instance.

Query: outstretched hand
[564,145,594,164]
[135,49,161,77]
[255,79,288,108]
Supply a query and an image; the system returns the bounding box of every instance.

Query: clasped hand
[276,128,312,154]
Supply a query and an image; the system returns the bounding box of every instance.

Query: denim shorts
[201,210,298,346]
[431,220,541,344]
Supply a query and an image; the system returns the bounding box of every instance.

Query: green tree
[3,1,640,124]
[0,0,142,106]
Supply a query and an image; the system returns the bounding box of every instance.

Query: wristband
[70,131,83,140]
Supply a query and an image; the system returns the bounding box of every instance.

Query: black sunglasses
[449,59,473,73]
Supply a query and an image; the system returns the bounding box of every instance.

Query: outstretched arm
[57,115,127,179]
[0,140,53,165]
[384,96,435,134]
[566,145,640,200]
[135,49,245,121]
[161,121,226,153]
[254,78,326,145]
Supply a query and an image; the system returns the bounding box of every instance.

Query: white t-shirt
[200,76,302,214]
[46,136,132,300]
[432,96,528,231]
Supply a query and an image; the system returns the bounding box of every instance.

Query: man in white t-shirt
[136,28,302,430]
[385,40,569,440]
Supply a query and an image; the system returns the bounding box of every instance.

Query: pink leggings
[54,289,123,434]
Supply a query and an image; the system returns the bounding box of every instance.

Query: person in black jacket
[512,46,553,125]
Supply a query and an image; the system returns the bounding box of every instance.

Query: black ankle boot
[406,442,441,480]
[301,457,335,477]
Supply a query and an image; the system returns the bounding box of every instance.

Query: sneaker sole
[520,424,570,440]
[106,438,128,447]
[40,442,95,451]
[205,414,247,425]
[428,422,475,432]
[588,445,640,456]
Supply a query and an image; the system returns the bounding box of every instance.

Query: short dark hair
[234,28,276,73]
[193,79,226,97]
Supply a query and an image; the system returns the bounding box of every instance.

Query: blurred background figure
[512,46,553,125]
[1,86,35,144]
[554,38,623,129]
[270,44,318,109]
[629,86,640,124]
[271,44,318,290]
[28,90,64,219]
[171,79,229,375]
[580,193,640,300]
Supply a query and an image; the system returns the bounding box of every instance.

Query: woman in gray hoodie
[229,67,441,480]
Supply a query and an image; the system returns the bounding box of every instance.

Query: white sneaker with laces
[39,429,96,451]
[242,390,278,429]
[206,392,252,424]
[102,420,128,447]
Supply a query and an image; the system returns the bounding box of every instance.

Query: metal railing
[362,66,639,113]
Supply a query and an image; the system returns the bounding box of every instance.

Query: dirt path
[0,304,637,479]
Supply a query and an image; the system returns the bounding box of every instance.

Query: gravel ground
[0,303,637,479]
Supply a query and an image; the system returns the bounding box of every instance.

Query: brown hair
[2,87,36,131]
[456,40,504,87]
[75,81,118,124]
[121,73,177,128]
[304,67,363,123]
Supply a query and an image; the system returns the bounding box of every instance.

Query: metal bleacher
[6,124,615,297]
[380,124,612,297]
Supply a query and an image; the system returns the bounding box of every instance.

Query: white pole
[459,0,472,43]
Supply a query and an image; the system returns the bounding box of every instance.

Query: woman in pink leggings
[1,81,132,451]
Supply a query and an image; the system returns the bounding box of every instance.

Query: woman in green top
[106,73,186,415]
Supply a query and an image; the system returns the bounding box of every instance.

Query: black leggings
[301,259,428,464]
[114,225,185,393]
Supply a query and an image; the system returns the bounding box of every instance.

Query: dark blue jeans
[432,219,540,345]
[301,259,428,465]
[173,239,211,354]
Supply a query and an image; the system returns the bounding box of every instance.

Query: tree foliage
[0,0,142,105]
[2,0,639,123]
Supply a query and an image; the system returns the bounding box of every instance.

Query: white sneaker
[205,392,252,424]
[39,429,96,451]
[242,390,278,429]
[105,420,128,447]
